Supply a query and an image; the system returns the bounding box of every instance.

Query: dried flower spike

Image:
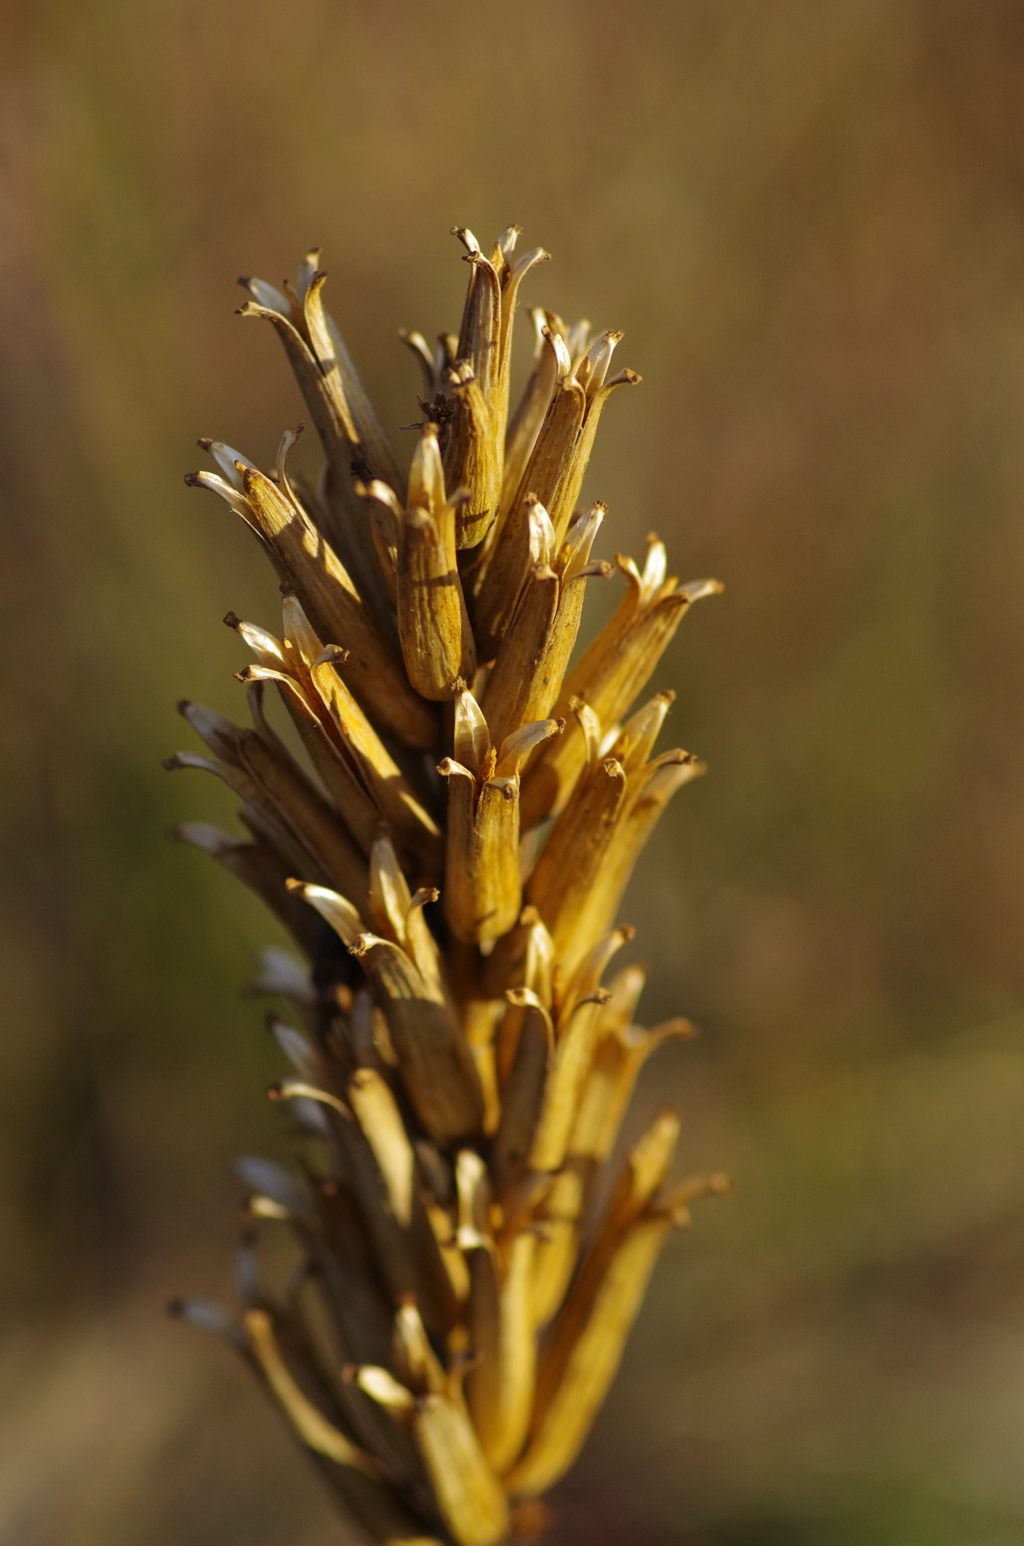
[171,227,727,1545]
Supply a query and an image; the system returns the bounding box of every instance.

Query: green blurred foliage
[3,1,1024,1541]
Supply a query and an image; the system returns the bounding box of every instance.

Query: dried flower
[169,227,729,1545]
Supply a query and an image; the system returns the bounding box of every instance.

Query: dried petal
[397,483,476,699]
[348,1068,416,1227]
[244,1309,380,1476]
[348,932,483,1143]
[502,1215,671,1498]
[520,564,721,826]
[236,463,436,749]
[414,1391,509,1546]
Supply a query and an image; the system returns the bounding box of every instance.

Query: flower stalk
[169,226,728,1546]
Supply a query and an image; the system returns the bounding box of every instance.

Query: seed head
[170,226,727,1545]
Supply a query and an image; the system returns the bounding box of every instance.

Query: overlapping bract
[170,227,727,1546]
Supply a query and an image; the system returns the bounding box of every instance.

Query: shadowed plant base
[168,226,730,1546]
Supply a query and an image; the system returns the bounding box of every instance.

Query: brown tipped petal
[482,1231,539,1477]
[492,918,557,1081]
[299,273,364,446]
[528,995,608,1174]
[240,665,381,850]
[406,422,447,519]
[570,752,705,948]
[492,1000,552,1194]
[440,767,523,947]
[229,613,290,670]
[494,718,562,781]
[519,577,719,826]
[480,906,552,1004]
[237,299,357,473]
[503,1216,671,1498]
[353,1364,417,1418]
[323,306,406,491]
[164,751,318,883]
[236,727,368,904]
[413,1393,509,1546]
[495,247,549,397]
[626,1107,682,1208]
[350,935,483,1142]
[403,888,444,998]
[547,370,640,545]
[289,880,364,945]
[178,699,247,764]
[240,466,436,749]
[175,825,323,956]
[348,1068,416,1227]
[369,828,416,943]
[303,268,406,496]
[566,576,723,734]
[238,276,291,317]
[438,366,501,552]
[243,1310,380,1476]
[514,378,587,533]
[473,371,585,659]
[480,564,561,749]
[355,479,401,604]
[186,468,265,539]
[609,689,676,773]
[399,327,440,398]
[575,1018,696,1165]
[501,317,559,522]
[397,506,476,700]
[558,925,634,1030]
[453,245,501,395]
[654,1171,734,1220]
[424,1198,472,1304]
[525,757,628,978]
[465,1248,502,1453]
[451,687,491,779]
[395,1300,449,1396]
[529,1169,585,1331]
[306,653,442,876]
[574,328,624,397]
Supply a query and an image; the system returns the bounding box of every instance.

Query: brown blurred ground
[3,2,1024,1542]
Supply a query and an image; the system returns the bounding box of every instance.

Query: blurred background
[3,1,1024,1541]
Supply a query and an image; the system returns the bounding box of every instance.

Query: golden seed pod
[170,226,727,1546]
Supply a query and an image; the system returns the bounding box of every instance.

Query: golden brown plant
[169,226,729,1546]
